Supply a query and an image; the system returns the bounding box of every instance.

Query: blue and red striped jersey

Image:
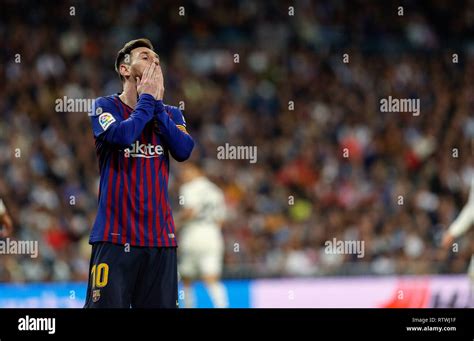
[88,93,194,247]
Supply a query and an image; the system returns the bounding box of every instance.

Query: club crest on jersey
[92,289,101,302]
[98,112,116,131]
[124,141,164,158]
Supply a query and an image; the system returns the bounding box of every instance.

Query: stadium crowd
[0,0,473,281]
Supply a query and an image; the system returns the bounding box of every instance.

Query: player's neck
[119,82,138,109]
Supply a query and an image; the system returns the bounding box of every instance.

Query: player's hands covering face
[136,62,165,100]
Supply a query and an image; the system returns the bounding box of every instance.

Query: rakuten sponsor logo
[124,141,164,158]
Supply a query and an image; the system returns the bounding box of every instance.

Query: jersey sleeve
[165,105,188,133]
[180,183,201,211]
[0,198,6,215]
[207,187,227,223]
[90,94,156,147]
[155,101,194,161]
[180,181,226,224]
[448,177,474,238]
[90,97,121,138]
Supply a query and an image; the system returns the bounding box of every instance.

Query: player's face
[130,47,160,79]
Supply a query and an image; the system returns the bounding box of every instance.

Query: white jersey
[449,177,474,307]
[448,177,474,238]
[178,176,226,278]
[0,198,5,216]
[179,176,226,229]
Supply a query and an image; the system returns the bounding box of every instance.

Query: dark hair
[115,38,154,81]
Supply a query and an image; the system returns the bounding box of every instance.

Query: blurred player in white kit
[442,177,474,306]
[0,198,13,238]
[177,163,228,308]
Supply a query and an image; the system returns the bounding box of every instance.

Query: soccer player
[0,198,13,237]
[177,163,228,308]
[84,38,194,308]
[441,177,474,306]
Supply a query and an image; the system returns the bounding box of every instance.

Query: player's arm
[91,94,155,147]
[213,190,227,228]
[177,208,198,225]
[442,202,474,247]
[152,66,194,161]
[442,179,474,248]
[154,102,194,161]
[0,198,13,237]
[91,62,160,147]
[173,206,198,231]
[175,185,199,227]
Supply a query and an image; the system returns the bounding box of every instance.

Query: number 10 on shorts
[91,263,109,288]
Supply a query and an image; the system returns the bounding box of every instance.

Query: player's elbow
[173,149,193,162]
[172,139,194,162]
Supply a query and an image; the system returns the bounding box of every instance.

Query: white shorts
[178,223,224,279]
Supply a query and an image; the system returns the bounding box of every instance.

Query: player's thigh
[198,246,224,278]
[84,242,139,308]
[178,245,200,279]
[132,247,178,308]
[192,229,224,277]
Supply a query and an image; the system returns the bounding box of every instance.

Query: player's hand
[136,62,161,100]
[155,64,165,100]
[441,232,455,249]
[0,213,13,238]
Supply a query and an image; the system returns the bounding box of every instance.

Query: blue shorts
[84,242,178,308]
